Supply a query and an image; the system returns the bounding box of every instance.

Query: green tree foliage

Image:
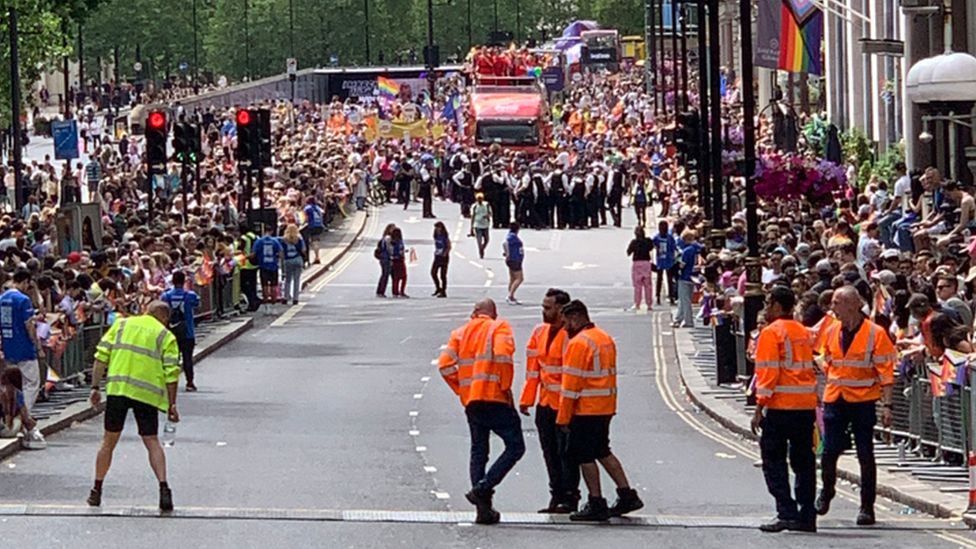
[0,0,102,124]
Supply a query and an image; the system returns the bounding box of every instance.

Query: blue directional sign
[52,119,79,160]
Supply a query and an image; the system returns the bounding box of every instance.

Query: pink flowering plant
[754,153,847,207]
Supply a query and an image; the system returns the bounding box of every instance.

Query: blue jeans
[877,209,901,248]
[465,401,525,492]
[283,258,303,302]
[820,399,877,509]
[675,279,694,326]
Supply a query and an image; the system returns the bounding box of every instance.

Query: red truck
[468,76,550,156]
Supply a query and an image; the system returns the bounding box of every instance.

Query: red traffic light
[236,110,251,126]
[147,111,166,129]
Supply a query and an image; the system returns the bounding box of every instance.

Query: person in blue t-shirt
[281,224,307,305]
[431,222,451,298]
[651,220,679,306]
[252,224,284,309]
[303,197,325,264]
[502,223,525,305]
[0,270,42,414]
[161,271,201,392]
[673,230,704,328]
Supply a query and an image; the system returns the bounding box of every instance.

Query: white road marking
[420,376,431,382]
[399,336,413,344]
[424,466,438,473]
[409,430,420,436]
[563,261,599,271]
[413,394,423,399]
[270,302,307,327]
[415,446,427,452]
[409,411,419,417]
[433,492,450,500]
[429,359,439,365]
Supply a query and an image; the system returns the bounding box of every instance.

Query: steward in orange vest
[556,300,643,522]
[751,286,818,534]
[438,298,524,525]
[517,289,580,513]
[816,286,896,527]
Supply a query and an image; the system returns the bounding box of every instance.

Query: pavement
[1,200,974,548]
[673,317,976,528]
[0,209,367,462]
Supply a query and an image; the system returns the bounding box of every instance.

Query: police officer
[751,286,818,533]
[88,301,182,511]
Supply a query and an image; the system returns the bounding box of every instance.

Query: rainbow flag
[756,0,823,75]
[377,76,400,99]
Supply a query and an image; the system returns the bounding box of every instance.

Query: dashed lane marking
[0,504,968,530]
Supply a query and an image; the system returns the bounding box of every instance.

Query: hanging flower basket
[754,153,847,206]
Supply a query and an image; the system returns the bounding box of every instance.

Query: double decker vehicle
[580,29,621,71]
[468,76,550,156]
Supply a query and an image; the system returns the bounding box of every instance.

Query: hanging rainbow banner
[756,0,823,75]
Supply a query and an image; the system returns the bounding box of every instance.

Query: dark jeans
[175,335,196,384]
[431,257,448,294]
[821,399,877,510]
[376,260,391,296]
[655,265,678,304]
[475,228,489,259]
[760,409,816,523]
[465,401,525,492]
[241,268,260,311]
[535,404,581,501]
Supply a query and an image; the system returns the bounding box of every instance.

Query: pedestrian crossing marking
[0,504,969,532]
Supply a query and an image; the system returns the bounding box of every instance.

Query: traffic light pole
[8,6,24,215]
[181,160,189,223]
[696,0,711,222]
[645,0,657,108]
[739,0,760,405]
[670,6,678,118]
[708,0,723,237]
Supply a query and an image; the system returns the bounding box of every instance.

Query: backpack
[168,297,188,339]
[373,239,385,260]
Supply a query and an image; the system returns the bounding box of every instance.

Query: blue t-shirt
[506,232,524,262]
[304,205,325,229]
[283,238,305,261]
[253,236,283,271]
[0,289,36,362]
[678,242,704,281]
[390,240,405,261]
[434,234,450,257]
[651,233,677,270]
[161,287,200,340]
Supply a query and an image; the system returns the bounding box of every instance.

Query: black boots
[159,485,174,512]
[759,517,817,533]
[466,488,500,525]
[856,508,875,526]
[538,493,580,514]
[609,487,644,517]
[86,488,101,507]
[814,490,833,516]
[570,496,611,522]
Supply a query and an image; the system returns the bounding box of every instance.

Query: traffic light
[675,110,700,166]
[236,109,258,168]
[145,110,168,170]
[256,108,272,168]
[173,123,201,163]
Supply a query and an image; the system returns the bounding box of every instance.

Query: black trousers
[655,265,678,304]
[536,405,581,502]
[760,409,816,523]
[175,335,196,384]
[422,192,434,218]
[431,257,448,294]
[241,268,260,311]
[608,196,622,227]
[821,399,877,510]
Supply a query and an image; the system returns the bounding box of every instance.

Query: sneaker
[185,383,198,392]
[159,486,174,512]
[608,487,643,517]
[376,293,387,298]
[292,300,299,305]
[87,488,102,507]
[570,496,611,522]
[437,292,447,298]
[856,508,875,526]
[22,428,46,450]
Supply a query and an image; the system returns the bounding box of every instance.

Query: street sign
[572,72,583,83]
[286,58,298,76]
[179,62,189,72]
[51,119,79,160]
[133,61,143,72]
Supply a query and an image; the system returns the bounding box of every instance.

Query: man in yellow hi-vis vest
[87,300,182,511]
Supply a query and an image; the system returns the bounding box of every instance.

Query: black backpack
[169,297,188,339]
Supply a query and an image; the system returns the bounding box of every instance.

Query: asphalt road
[2,200,975,548]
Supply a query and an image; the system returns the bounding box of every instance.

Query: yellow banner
[364,116,428,141]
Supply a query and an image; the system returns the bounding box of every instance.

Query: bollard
[714,315,737,384]
[968,452,976,514]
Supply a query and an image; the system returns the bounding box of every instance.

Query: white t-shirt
[893,174,911,210]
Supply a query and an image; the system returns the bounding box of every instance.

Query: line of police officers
[446,152,630,231]
[438,293,643,524]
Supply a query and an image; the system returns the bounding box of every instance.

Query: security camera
[919,131,934,144]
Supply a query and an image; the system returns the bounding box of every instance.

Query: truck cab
[468,76,550,156]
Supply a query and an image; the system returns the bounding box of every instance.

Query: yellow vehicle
[621,36,646,61]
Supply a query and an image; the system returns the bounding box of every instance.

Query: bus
[580,29,621,71]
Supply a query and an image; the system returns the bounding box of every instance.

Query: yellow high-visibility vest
[95,315,181,411]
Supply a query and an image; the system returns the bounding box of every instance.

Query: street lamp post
[645,0,657,107]
[697,0,711,221]
[739,0,761,402]
[670,0,679,118]
[8,6,24,213]
[243,0,250,79]
[516,0,521,43]
[493,0,499,34]
[288,0,295,58]
[427,0,435,95]
[364,0,371,65]
[467,0,472,49]
[708,0,723,234]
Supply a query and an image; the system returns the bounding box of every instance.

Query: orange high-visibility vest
[519,323,569,410]
[438,315,516,407]
[754,318,818,410]
[822,318,896,403]
[556,325,617,425]
[812,314,840,355]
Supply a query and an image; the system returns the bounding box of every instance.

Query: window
[475,121,539,146]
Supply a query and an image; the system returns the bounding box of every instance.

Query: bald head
[147,300,171,325]
[830,285,863,326]
[473,298,498,320]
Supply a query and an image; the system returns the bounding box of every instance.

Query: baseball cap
[880,249,900,260]
[67,251,82,264]
[815,259,833,273]
[871,269,897,286]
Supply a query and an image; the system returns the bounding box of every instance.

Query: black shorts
[567,415,612,464]
[506,260,523,273]
[104,395,159,436]
[260,268,279,286]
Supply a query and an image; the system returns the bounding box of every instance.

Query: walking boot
[86,488,101,507]
[159,485,174,512]
[537,495,560,513]
[570,496,611,522]
[758,517,793,533]
[856,508,875,526]
[466,488,500,525]
[609,487,644,517]
[814,490,833,516]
